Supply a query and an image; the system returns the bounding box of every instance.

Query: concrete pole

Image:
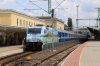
[98,8,100,28]
[76,5,79,28]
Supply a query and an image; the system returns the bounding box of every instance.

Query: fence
[42,39,79,54]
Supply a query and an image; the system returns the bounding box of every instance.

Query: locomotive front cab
[25,26,44,51]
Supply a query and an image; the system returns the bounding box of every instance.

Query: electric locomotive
[24,26,58,50]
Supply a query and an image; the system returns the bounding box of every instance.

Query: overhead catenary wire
[13,0,40,15]
[30,0,47,2]
[29,0,48,13]
[13,0,26,8]
[13,0,37,15]
[54,0,65,10]
[55,0,74,18]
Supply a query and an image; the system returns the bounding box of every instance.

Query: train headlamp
[27,39,31,42]
[37,39,41,42]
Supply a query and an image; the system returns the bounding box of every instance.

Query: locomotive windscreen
[28,28,41,34]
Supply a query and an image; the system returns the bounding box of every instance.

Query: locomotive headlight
[37,39,41,42]
[27,39,31,42]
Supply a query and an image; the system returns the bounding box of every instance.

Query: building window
[31,22,33,26]
[36,23,38,26]
[47,25,49,27]
[50,25,52,27]
[29,21,30,26]
[24,22,26,27]
[23,20,25,27]
[20,19,22,26]
[37,24,43,26]
[27,21,28,27]
[26,21,28,27]
[34,23,35,26]
[17,19,18,26]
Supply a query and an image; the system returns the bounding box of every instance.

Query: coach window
[17,19,18,26]
[67,33,68,37]
[59,32,61,38]
[70,34,71,37]
[69,34,70,37]
[71,34,72,37]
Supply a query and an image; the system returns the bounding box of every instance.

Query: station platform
[0,45,23,58]
[61,40,100,66]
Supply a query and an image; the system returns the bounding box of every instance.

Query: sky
[0,0,100,28]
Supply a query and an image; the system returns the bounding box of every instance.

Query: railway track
[0,41,81,66]
[38,44,80,66]
[13,42,80,66]
[0,51,40,66]
[21,44,80,66]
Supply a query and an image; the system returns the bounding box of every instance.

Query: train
[81,30,91,41]
[24,26,86,51]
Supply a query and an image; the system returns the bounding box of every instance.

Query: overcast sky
[0,0,100,27]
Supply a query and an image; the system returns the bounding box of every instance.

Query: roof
[87,27,100,37]
[0,9,46,22]
[87,27,100,33]
[37,16,64,23]
[0,24,25,33]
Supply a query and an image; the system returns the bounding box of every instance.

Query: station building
[0,9,64,46]
[37,16,64,30]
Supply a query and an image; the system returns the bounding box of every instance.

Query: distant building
[37,16,64,30]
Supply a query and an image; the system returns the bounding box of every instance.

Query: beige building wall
[0,9,64,30]
[11,13,45,27]
[0,10,45,28]
[45,21,64,30]
[0,13,11,26]
[37,16,64,30]
[45,22,52,26]
[56,21,64,29]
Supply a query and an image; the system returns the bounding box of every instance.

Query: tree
[64,24,68,30]
[67,17,73,30]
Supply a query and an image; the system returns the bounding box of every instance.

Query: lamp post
[76,5,79,28]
